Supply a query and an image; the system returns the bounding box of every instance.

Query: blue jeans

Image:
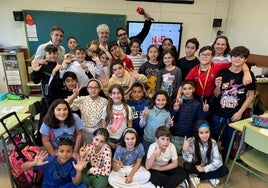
[211,114,235,160]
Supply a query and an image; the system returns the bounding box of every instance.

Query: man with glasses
[116,11,153,54]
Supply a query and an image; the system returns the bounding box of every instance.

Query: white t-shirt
[147,142,178,166]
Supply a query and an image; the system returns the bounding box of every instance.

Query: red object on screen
[136,7,145,15]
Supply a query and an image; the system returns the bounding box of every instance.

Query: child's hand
[141,107,149,118]
[34,150,49,166]
[173,100,180,111]
[154,146,161,157]
[125,174,134,184]
[182,136,191,152]
[168,116,174,127]
[79,143,88,158]
[114,157,123,169]
[202,99,209,112]
[72,83,81,96]
[231,111,243,122]
[52,63,62,75]
[128,69,139,78]
[63,54,72,64]
[196,165,205,172]
[31,61,42,71]
[73,157,87,172]
[215,76,222,87]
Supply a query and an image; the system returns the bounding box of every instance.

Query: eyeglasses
[87,86,100,90]
[118,32,127,37]
[232,56,245,59]
[199,53,212,58]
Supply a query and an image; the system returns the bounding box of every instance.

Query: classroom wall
[0,0,230,57]
[1,0,267,59]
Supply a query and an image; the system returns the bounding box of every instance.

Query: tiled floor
[0,159,267,188]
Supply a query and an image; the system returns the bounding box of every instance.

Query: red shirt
[121,56,134,70]
[186,62,230,97]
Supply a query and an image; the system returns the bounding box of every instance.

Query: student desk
[225,112,268,165]
[0,113,31,188]
[0,96,42,115]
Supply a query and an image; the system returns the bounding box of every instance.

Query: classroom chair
[224,125,268,187]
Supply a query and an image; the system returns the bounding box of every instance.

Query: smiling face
[45,51,58,62]
[98,29,109,44]
[124,132,137,151]
[112,63,125,78]
[109,46,121,58]
[130,42,140,56]
[117,29,128,45]
[198,49,213,66]
[130,86,144,102]
[87,80,101,99]
[155,94,167,109]
[162,39,173,51]
[56,145,73,164]
[147,46,159,61]
[182,83,195,99]
[75,50,86,63]
[163,52,174,66]
[54,103,69,123]
[51,30,64,46]
[198,127,210,143]
[109,88,123,105]
[214,38,227,56]
[64,77,77,91]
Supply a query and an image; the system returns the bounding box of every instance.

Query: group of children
[28,24,257,187]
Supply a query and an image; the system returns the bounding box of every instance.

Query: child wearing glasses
[176,46,252,105]
[40,99,84,159]
[66,79,108,143]
[22,138,87,188]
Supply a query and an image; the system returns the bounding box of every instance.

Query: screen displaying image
[127,21,183,55]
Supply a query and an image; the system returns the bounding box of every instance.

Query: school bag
[0,111,43,188]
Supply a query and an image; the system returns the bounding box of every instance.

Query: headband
[122,128,137,136]
[199,122,210,129]
[87,78,103,90]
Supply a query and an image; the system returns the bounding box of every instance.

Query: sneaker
[189,174,200,188]
[179,179,189,188]
[208,178,220,187]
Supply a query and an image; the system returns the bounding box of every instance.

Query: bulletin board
[23,10,126,56]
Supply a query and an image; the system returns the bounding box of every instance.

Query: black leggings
[149,165,188,188]
[183,162,228,180]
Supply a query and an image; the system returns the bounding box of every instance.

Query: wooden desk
[0,113,31,188]
[0,96,42,114]
[225,113,268,165]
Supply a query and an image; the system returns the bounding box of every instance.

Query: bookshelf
[0,52,29,95]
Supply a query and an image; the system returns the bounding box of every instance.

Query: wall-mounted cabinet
[0,52,29,95]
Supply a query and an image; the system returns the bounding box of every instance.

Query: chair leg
[224,159,236,188]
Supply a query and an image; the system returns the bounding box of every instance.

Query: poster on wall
[25,14,38,41]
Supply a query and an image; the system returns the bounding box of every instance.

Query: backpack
[0,112,44,188]
[9,140,44,188]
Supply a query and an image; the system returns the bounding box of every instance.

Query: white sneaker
[189,174,200,188]
[179,179,189,188]
[208,178,220,187]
